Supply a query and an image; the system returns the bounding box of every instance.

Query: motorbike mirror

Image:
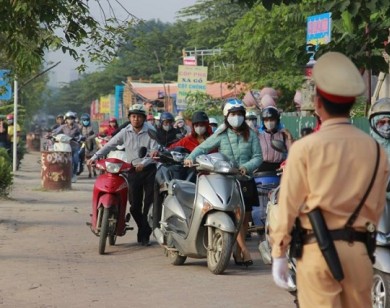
[148,128,158,140]
[271,139,288,154]
[387,179,390,192]
[138,146,147,158]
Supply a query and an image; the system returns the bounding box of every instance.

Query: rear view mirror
[138,146,147,158]
[271,139,288,154]
[148,129,158,141]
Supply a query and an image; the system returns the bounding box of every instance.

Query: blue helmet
[160,112,174,122]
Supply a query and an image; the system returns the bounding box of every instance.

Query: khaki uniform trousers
[296,241,372,308]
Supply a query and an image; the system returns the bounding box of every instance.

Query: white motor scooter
[153,152,245,275]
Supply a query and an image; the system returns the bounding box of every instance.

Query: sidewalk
[0,151,293,308]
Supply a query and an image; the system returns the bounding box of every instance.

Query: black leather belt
[303,228,367,245]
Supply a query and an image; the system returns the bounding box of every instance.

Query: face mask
[377,123,390,139]
[82,120,90,126]
[147,120,154,125]
[194,126,206,135]
[162,124,171,132]
[227,115,244,128]
[264,120,276,131]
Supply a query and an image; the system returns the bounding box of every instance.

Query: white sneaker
[71,175,77,183]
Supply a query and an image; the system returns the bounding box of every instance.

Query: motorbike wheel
[168,250,187,265]
[207,228,233,275]
[99,208,110,255]
[372,269,390,308]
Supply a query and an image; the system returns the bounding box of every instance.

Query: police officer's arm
[270,141,309,258]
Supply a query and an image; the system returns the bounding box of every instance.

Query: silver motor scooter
[153,152,245,275]
[372,197,390,307]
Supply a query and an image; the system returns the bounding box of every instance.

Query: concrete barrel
[41,151,72,190]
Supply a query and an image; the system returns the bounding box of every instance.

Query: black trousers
[127,164,156,239]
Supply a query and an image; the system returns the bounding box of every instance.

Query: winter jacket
[187,124,262,175]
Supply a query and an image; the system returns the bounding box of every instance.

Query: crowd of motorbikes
[79,124,390,307]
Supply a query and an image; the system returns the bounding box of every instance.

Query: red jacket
[168,135,200,152]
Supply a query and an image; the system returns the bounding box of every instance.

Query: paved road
[0,152,293,308]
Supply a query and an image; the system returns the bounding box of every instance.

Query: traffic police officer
[270,52,389,307]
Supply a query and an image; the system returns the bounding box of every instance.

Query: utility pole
[154,51,168,110]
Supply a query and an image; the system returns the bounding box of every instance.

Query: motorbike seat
[172,180,196,210]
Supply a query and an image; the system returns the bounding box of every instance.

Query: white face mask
[162,124,171,132]
[227,115,244,128]
[194,126,206,135]
[264,120,276,131]
[377,123,390,139]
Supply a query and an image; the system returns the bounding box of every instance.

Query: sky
[45,0,197,86]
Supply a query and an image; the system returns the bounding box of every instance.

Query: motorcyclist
[79,113,97,178]
[168,111,212,152]
[209,117,219,133]
[184,98,262,267]
[156,112,184,147]
[88,104,158,246]
[246,111,259,133]
[104,117,118,138]
[51,114,65,131]
[0,115,8,150]
[53,111,82,183]
[257,106,293,172]
[174,115,190,136]
[369,97,390,161]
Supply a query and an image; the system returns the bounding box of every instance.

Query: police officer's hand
[135,163,144,172]
[184,159,193,167]
[272,257,290,289]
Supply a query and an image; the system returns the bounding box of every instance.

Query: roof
[129,81,247,101]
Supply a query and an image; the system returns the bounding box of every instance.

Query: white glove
[272,257,290,289]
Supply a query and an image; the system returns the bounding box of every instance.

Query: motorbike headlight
[105,161,122,173]
[214,160,234,174]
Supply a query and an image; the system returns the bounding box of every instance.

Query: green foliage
[0,152,13,197]
[0,0,135,77]
[182,92,224,119]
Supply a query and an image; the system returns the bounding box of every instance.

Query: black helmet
[192,111,209,124]
[261,106,280,121]
[160,112,174,122]
[80,113,90,121]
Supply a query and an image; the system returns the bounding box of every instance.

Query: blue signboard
[306,13,332,46]
[114,85,124,119]
[0,70,12,101]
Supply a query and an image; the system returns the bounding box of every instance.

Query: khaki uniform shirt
[271,118,389,258]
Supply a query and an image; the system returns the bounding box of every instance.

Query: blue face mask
[82,120,90,126]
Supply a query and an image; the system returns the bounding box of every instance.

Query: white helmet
[208,117,218,125]
[64,111,76,120]
[223,98,246,117]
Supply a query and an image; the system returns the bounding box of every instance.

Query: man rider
[88,104,158,246]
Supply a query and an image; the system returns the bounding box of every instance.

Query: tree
[0,0,135,77]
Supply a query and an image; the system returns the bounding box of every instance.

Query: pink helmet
[260,94,276,108]
[109,117,117,123]
[260,87,278,100]
[6,114,14,120]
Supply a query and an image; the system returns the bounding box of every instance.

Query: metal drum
[41,151,72,190]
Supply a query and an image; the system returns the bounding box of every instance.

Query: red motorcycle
[87,148,146,254]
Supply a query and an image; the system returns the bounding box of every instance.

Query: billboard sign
[176,65,208,111]
[306,12,332,46]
